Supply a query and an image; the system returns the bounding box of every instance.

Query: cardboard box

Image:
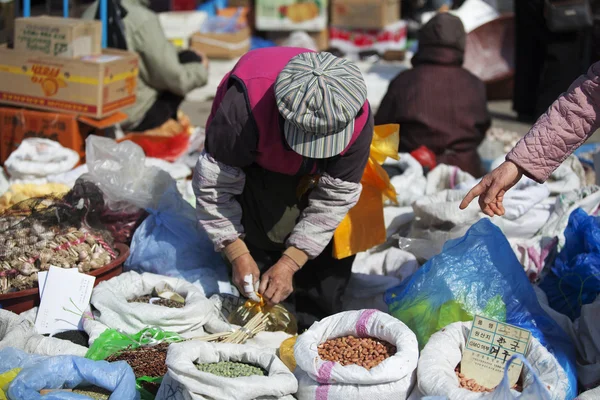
[330,21,407,56]
[332,0,400,29]
[255,0,327,31]
[265,29,329,50]
[0,46,139,119]
[159,11,208,50]
[190,26,251,59]
[0,0,14,45]
[14,16,101,58]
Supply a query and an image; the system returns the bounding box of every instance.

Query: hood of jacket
[412,13,466,67]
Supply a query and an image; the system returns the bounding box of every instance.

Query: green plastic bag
[86,328,182,400]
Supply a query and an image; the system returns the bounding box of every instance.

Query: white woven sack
[5,138,79,179]
[0,309,87,356]
[578,386,600,400]
[386,154,427,207]
[295,309,418,400]
[425,164,476,195]
[85,271,231,343]
[417,322,568,400]
[156,341,298,400]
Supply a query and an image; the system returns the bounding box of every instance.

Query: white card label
[34,266,95,335]
[461,315,531,390]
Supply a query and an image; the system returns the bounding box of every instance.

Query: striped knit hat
[275,52,367,159]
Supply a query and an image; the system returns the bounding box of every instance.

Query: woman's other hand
[459,161,523,217]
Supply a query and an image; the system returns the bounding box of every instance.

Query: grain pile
[317,335,396,370]
[195,361,267,378]
[106,343,169,378]
[73,386,112,400]
[454,363,523,393]
[128,295,185,309]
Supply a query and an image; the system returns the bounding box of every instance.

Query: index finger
[460,183,486,210]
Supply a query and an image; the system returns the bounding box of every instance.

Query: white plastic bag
[343,248,419,312]
[84,271,231,344]
[156,341,298,400]
[417,321,567,400]
[0,310,87,357]
[386,154,427,207]
[4,138,80,180]
[294,309,418,400]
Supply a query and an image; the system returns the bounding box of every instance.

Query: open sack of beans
[0,310,87,357]
[416,322,568,400]
[7,353,138,400]
[294,309,418,400]
[156,341,298,400]
[84,271,232,344]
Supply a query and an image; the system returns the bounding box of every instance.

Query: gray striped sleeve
[286,173,362,259]
[193,151,246,251]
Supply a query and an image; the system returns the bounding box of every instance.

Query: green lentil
[73,386,112,400]
[195,361,266,378]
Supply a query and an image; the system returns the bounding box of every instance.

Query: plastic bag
[0,368,21,400]
[86,328,182,400]
[86,328,182,362]
[385,219,578,399]
[386,153,427,207]
[278,336,297,372]
[228,295,297,335]
[333,124,399,259]
[294,309,418,400]
[8,355,138,400]
[0,310,87,357]
[84,271,232,344]
[539,208,600,320]
[124,183,231,296]
[417,322,563,400]
[0,348,48,375]
[4,139,80,180]
[156,341,298,400]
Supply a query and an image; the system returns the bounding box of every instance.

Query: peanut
[317,335,396,370]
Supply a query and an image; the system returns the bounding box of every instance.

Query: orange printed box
[0,46,138,119]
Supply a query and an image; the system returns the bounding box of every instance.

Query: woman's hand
[231,253,260,297]
[259,256,299,305]
[460,161,523,217]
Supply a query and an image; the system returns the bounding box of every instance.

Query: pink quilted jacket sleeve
[507,61,600,183]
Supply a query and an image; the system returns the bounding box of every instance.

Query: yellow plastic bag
[332,124,400,259]
[228,294,298,335]
[278,336,297,372]
[0,368,22,400]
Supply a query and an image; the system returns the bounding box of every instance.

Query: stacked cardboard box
[0,16,139,119]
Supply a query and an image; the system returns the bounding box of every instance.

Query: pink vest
[207,47,370,176]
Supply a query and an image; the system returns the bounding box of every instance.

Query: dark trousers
[513,0,590,120]
[132,50,201,132]
[247,241,354,333]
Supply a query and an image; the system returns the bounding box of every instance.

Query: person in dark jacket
[375,13,490,177]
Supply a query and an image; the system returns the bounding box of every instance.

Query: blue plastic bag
[8,355,138,400]
[124,182,231,296]
[539,208,600,320]
[0,348,47,374]
[385,219,578,399]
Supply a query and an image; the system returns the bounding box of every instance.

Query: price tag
[460,315,531,390]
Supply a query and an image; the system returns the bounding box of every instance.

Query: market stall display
[294,309,418,400]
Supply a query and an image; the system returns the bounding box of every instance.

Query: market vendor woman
[193,48,373,330]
